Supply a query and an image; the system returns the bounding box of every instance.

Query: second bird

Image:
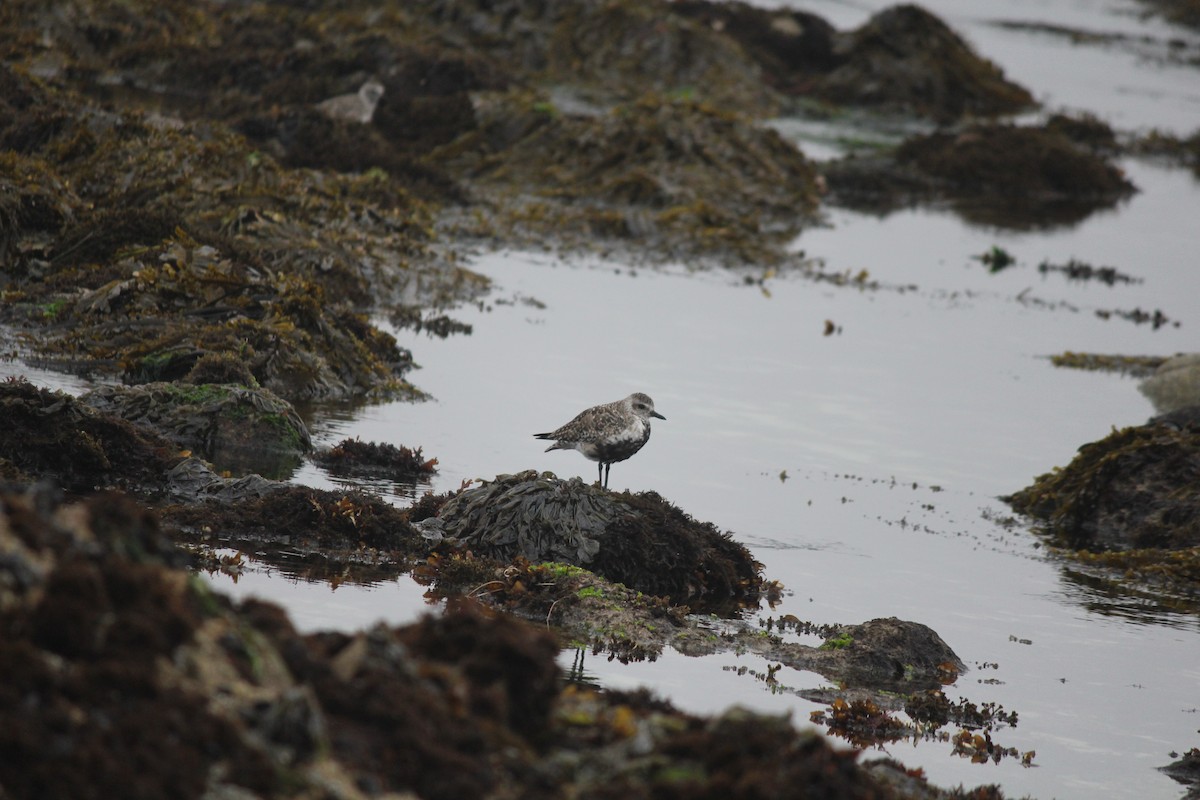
[534,392,665,489]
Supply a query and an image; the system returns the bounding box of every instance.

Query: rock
[1005,418,1200,601]
[166,457,282,503]
[672,2,1032,122]
[805,617,964,689]
[1006,422,1200,553]
[819,5,1033,120]
[824,121,1137,227]
[81,382,311,477]
[0,378,178,493]
[433,470,763,612]
[1160,748,1200,799]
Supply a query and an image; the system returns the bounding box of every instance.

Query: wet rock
[3,485,1002,799]
[818,5,1034,121]
[81,382,311,477]
[411,0,779,116]
[804,617,963,690]
[825,121,1137,227]
[1006,419,1200,603]
[1007,422,1200,553]
[1139,353,1200,414]
[674,616,964,692]
[168,483,427,565]
[445,92,821,265]
[430,471,763,612]
[1151,405,1200,431]
[0,61,471,401]
[165,457,282,504]
[1160,747,1200,799]
[0,378,178,493]
[674,2,1032,122]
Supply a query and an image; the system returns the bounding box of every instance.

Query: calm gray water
[9,0,1199,797]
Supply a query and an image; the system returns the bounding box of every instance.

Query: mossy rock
[81,381,311,477]
[1006,422,1200,553]
[431,470,762,612]
[0,378,178,493]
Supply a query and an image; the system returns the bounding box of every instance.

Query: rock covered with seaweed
[1006,414,1200,607]
[426,470,763,611]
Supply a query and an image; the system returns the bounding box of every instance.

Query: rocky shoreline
[3,1,1200,797]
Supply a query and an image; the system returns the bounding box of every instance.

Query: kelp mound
[673,2,1033,122]
[313,437,438,481]
[0,61,473,400]
[814,4,1033,121]
[169,485,427,563]
[1006,422,1200,552]
[896,123,1135,202]
[431,471,763,610]
[0,485,550,800]
[409,0,779,116]
[0,484,1005,800]
[1006,418,1200,603]
[446,93,821,265]
[81,382,311,477]
[0,378,179,492]
[824,120,1137,228]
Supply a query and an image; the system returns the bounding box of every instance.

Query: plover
[534,392,665,489]
[316,79,385,124]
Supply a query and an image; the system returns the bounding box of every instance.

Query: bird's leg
[603,462,611,489]
[597,461,604,488]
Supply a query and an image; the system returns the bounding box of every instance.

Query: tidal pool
[256,216,1196,797]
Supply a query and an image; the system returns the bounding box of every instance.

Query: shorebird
[534,392,665,489]
[316,79,385,124]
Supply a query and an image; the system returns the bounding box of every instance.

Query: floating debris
[1038,257,1140,285]
[313,438,439,481]
[975,246,1015,273]
[1048,351,1164,377]
[1094,307,1176,329]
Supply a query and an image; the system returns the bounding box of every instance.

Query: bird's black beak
[652,411,666,420]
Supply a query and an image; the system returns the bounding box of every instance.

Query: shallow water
[256,10,1199,785]
[8,0,1199,797]
[242,150,1200,797]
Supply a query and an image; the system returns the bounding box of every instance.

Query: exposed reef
[823,119,1137,228]
[81,381,311,477]
[1006,414,1200,610]
[425,471,762,613]
[0,481,1005,800]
